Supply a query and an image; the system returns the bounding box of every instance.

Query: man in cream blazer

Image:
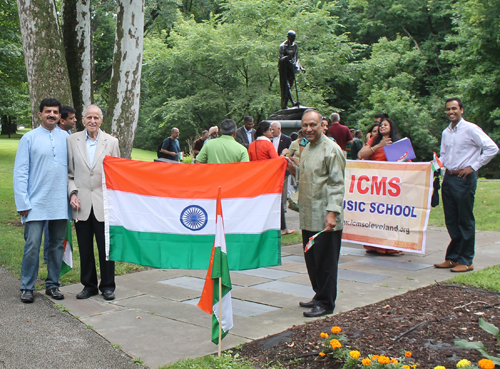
[68,105,120,300]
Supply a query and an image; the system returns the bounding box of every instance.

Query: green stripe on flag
[59,220,73,277]
[108,226,281,270]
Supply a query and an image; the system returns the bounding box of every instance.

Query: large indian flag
[102,156,286,270]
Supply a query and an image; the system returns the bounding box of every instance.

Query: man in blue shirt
[160,127,181,161]
[14,98,70,303]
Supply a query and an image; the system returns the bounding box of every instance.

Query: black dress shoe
[76,289,98,299]
[299,300,315,308]
[303,305,333,318]
[45,287,64,300]
[21,290,34,303]
[102,290,115,301]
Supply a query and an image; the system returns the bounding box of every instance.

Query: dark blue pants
[442,171,477,265]
[302,230,342,311]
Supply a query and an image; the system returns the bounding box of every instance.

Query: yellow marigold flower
[402,366,411,369]
[329,339,342,349]
[320,332,329,338]
[319,352,326,357]
[391,358,399,364]
[478,358,495,369]
[378,355,391,365]
[434,367,446,369]
[349,350,361,359]
[331,326,342,334]
[362,358,372,366]
[405,351,412,357]
[457,359,472,368]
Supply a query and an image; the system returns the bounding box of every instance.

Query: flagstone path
[56,210,500,368]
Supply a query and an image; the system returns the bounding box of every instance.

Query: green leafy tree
[136,0,357,151]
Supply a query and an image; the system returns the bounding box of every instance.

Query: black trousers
[302,229,342,311]
[442,171,477,265]
[74,208,115,293]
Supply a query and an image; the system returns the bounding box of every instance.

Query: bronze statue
[279,30,306,110]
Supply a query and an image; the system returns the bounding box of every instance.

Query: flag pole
[218,186,223,357]
[218,276,222,356]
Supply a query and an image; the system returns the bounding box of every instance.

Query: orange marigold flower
[478,358,495,369]
[405,351,412,357]
[320,332,329,338]
[330,339,342,349]
[349,350,361,359]
[378,355,391,365]
[362,358,372,366]
[372,355,379,361]
[331,326,342,334]
[391,358,399,364]
[319,352,326,357]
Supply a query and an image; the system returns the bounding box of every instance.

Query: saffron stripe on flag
[103,156,286,198]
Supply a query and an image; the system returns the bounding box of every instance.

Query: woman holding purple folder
[358,118,403,255]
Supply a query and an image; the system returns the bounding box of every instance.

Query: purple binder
[383,137,416,162]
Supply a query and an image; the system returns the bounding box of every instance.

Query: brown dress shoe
[451,264,474,272]
[434,260,458,268]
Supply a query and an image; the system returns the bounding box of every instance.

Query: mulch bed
[236,284,500,368]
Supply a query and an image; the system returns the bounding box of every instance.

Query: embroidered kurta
[13,126,69,222]
[297,134,346,232]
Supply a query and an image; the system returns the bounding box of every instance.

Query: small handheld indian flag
[304,229,327,252]
[59,220,73,277]
[198,187,233,346]
[396,151,409,162]
[431,152,443,172]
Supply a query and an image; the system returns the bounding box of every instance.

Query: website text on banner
[342,160,433,254]
[102,156,287,270]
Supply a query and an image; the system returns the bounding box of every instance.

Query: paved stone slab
[338,269,390,283]
[250,281,315,299]
[233,268,298,280]
[82,309,246,368]
[183,297,280,317]
[231,287,306,309]
[355,258,433,271]
[55,292,127,319]
[115,295,212,327]
[157,276,206,291]
[340,246,372,257]
[282,255,304,263]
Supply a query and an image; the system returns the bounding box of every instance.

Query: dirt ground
[236,284,500,368]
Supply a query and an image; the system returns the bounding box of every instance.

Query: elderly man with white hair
[67,104,120,301]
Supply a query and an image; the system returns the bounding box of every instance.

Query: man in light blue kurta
[13,98,69,303]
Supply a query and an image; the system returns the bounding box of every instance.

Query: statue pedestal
[266,106,314,135]
[269,106,312,121]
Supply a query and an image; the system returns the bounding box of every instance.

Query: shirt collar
[447,118,465,132]
[85,129,100,141]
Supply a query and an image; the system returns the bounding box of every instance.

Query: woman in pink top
[248,122,279,161]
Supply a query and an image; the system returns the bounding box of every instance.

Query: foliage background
[1,0,499,176]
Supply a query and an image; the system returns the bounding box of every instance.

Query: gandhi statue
[279,30,306,110]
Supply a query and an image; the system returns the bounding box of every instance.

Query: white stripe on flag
[107,191,281,235]
[213,292,233,333]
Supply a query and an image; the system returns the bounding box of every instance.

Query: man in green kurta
[288,109,346,317]
[196,119,249,164]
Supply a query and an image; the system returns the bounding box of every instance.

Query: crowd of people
[13,97,499,320]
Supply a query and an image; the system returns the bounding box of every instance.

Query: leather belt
[446,169,459,175]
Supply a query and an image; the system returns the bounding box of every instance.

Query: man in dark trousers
[327,113,352,158]
[435,97,498,272]
[288,109,346,317]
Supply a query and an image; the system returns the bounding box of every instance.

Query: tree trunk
[17,0,73,128]
[104,0,145,159]
[62,0,92,131]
